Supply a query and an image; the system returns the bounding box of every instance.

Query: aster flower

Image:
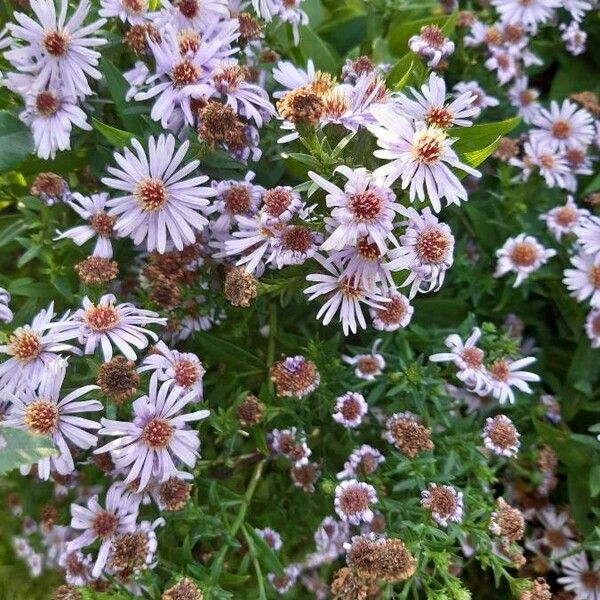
[482,415,520,457]
[486,356,539,404]
[304,256,389,336]
[67,485,139,578]
[56,192,116,258]
[494,234,556,287]
[484,48,518,85]
[430,327,489,392]
[564,0,593,22]
[558,553,600,599]
[453,81,499,111]
[421,483,463,527]
[268,224,321,269]
[564,252,600,307]
[561,21,587,56]
[334,479,378,525]
[0,302,77,394]
[99,0,152,24]
[342,339,385,381]
[574,216,600,258]
[530,100,594,152]
[510,139,570,189]
[490,0,560,27]
[165,0,230,31]
[2,358,102,479]
[211,172,263,232]
[290,460,321,493]
[332,392,368,429]
[272,59,320,98]
[540,196,590,241]
[370,290,413,332]
[138,341,205,399]
[102,135,216,253]
[223,215,273,275]
[268,565,300,595]
[0,288,13,324]
[408,24,454,67]
[50,294,166,362]
[95,378,209,491]
[20,87,91,159]
[398,72,480,128]
[585,309,600,348]
[270,427,312,464]
[270,356,320,398]
[388,207,455,298]
[368,105,480,212]
[337,445,385,480]
[6,0,107,99]
[59,550,94,586]
[507,77,540,123]
[534,507,578,560]
[255,528,283,551]
[383,412,434,458]
[309,166,401,253]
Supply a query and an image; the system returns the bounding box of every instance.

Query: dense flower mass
[1,0,600,598]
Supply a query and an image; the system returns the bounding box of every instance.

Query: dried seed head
[290,461,320,492]
[159,477,192,511]
[570,91,600,116]
[109,531,149,572]
[520,578,552,600]
[236,394,264,426]
[237,12,262,45]
[75,256,119,286]
[40,503,59,532]
[277,87,324,124]
[161,577,203,600]
[52,586,82,600]
[148,274,181,310]
[490,498,524,542]
[97,356,140,404]
[374,538,416,582]
[198,101,247,149]
[346,536,378,580]
[224,267,258,307]
[330,567,369,600]
[493,137,519,161]
[457,10,475,27]
[384,413,434,458]
[92,510,118,539]
[270,356,320,398]
[124,23,161,54]
[538,445,558,472]
[31,172,68,201]
[93,451,115,473]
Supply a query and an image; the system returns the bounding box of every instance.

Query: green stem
[267,301,277,367]
[241,525,267,600]
[230,460,265,537]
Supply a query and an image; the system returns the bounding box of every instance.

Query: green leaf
[591,465,600,497]
[0,219,29,250]
[297,25,341,74]
[92,118,138,147]
[449,117,521,154]
[0,428,57,476]
[316,3,367,54]
[0,110,34,173]
[387,11,458,57]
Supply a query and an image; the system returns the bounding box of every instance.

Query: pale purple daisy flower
[486,356,539,404]
[278,0,309,45]
[56,192,115,258]
[308,166,401,253]
[369,290,413,332]
[272,59,317,98]
[482,415,520,457]
[0,302,77,394]
[484,48,518,85]
[507,77,540,123]
[334,479,378,525]
[342,339,385,381]
[430,327,489,393]
[268,564,300,594]
[530,99,594,152]
[368,105,480,212]
[408,24,455,68]
[397,72,480,128]
[564,252,600,307]
[20,87,91,159]
[558,553,600,598]
[99,0,151,24]
[95,378,210,491]
[304,256,389,336]
[2,358,101,479]
[0,288,13,324]
[267,225,321,269]
[388,207,455,298]
[211,172,264,232]
[585,309,600,348]
[102,135,216,253]
[491,0,560,27]
[336,445,385,480]
[163,0,230,31]
[138,340,205,400]
[494,234,556,287]
[421,483,463,527]
[67,484,139,578]
[464,20,502,48]
[224,215,273,275]
[59,549,94,586]
[540,196,590,242]
[6,0,107,99]
[510,140,570,189]
[255,527,283,551]
[270,427,311,464]
[564,0,593,22]
[532,507,579,560]
[332,392,368,429]
[453,80,499,111]
[561,21,587,56]
[50,294,166,362]
[260,186,303,226]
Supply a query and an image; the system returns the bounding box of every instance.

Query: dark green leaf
[0,110,34,173]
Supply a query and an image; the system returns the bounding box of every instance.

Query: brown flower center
[565,148,585,168]
[340,277,363,299]
[425,106,454,128]
[339,396,363,421]
[159,477,191,511]
[93,510,118,539]
[357,356,380,375]
[509,242,537,266]
[24,399,59,436]
[348,189,383,221]
[538,154,556,170]
[519,90,536,106]
[175,0,199,18]
[488,360,510,382]
[171,59,200,88]
[281,226,313,253]
[339,486,370,515]
[35,91,60,116]
[109,531,149,571]
[427,486,457,518]
[122,0,148,13]
[43,30,69,57]
[222,185,251,215]
[582,571,600,590]
[264,188,294,217]
[388,415,433,458]
[213,65,246,92]
[545,528,567,549]
[375,296,407,326]
[554,206,577,227]
[91,212,116,237]
[356,237,380,261]
[416,228,450,263]
[85,304,121,332]
[135,177,168,212]
[177,29,201,55]
[484,26,503,46]
[143,417,174,448]
[9,330,42,363]
[461,346,484,369]
[420,24,445,48]
[412,128,446,164]
[592,314,600,336]
[488,418,518,449]
[173,359,198,388]
[551,119,571,140]
[589,265,600,289]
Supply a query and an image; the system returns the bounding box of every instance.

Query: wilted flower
[270,356,320,398]
[332,392,368,429]
[421,483,463,527]
[482,415,520,457]
[334,479,378,525]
